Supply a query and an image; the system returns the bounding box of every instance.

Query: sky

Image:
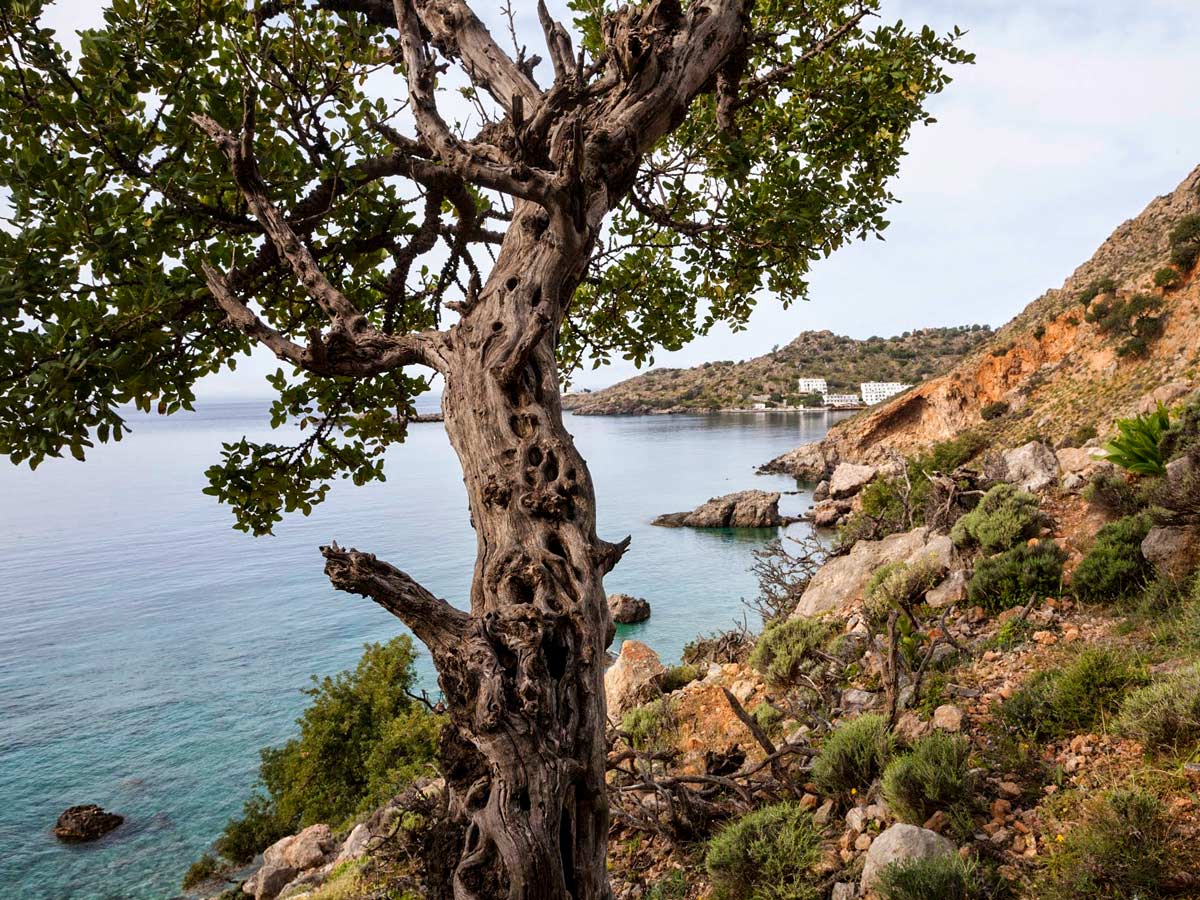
[39,0,1200,394]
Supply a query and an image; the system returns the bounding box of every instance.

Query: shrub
[660,663,701,694]
[980,401,1009,421]
[1078,277,1117,306]
[621,700,676,752]
[1001,648,1143,740]
[967,540,1066,612]
[874,855,981,900]
[182,854,221,891]
[215,636,440,863]
[1036,787,1172,900]
[866,557,944,615]
[1102,404,1170,476]
[950,483,1042,554]
[751,702,784,734]
[1154,266,1182,289]
[1117,662,1200,752]
[1071,515,1154,603]
[1082,470,1141,516]
[705,802,824,900]
[882,731,975,828]
[749,617,835,686]
[812,713,895,797]
[1032,324,1046,340]
[1159,391,1200,462]
[1169,213,1200,271]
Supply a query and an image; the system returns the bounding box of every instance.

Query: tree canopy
[0,0,971,534]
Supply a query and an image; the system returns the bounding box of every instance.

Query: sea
[0,397,847,899]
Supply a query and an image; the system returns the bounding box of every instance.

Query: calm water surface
[0,399,846,898]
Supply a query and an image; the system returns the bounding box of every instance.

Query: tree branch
[321,543,468,656]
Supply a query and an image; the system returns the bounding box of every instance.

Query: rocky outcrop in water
[608,593,651,624]
[53,805,123,842]
[653,490,795,528]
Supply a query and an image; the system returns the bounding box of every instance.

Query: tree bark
[429,200,618,900]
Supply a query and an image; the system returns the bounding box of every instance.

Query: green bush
[621,700,676,752]
[751,702,784,734]
[215,636,440,863]
[1035,788,1172,900]
[882,731,975,827]
[1082,470,1141,517]
[181,854,221,891]
[812,713,895,797]
[951,483,1042,554]
[660,663,701,693]
[1154,266,1182,289]
[1071,515,1153,603]
[705,802,824,900]
[866,557,944,620]
[1159,391,1200,462]
[966,540,1066,612]
[749,617,835,686]
[1001,648,1143,740]
[875,855,981,900]
[1117,662,1200,753]
[1078,277,1117,306]
[1102,404,1170,476]
[980,401,1009,421]
[1169,213,1200,271]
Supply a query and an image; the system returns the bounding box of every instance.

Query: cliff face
[763,165,1200,478]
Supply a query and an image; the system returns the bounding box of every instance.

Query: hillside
[563,327,992,415]
[764,164,1200,477]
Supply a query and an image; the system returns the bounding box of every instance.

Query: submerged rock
[608,593,651,624]
[53,805,123,843]
[653,490,795,528]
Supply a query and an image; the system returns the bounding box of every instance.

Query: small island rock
[53,804,123,843]
[653,490,794,529]
[608,593,651,624]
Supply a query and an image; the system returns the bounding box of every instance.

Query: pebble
[854,833,873,851]
[991,798,1012,821]
[998,781,1022,799]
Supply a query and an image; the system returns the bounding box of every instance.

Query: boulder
[243,864,297,900]
[859,824,955,893]
[263,824,334,871]
[813,480,831,502]
[604,640,666,722]
[994,441,1060,492]
[794,527,952,618]
[759,441,835,479]
[53,805,123,843]
[653,490,794,528]
[811,499,851,528]
[829,463,879,500]
[336,823,371,863]
[1142,525,1200,582]
[932,704,964,732]
[1137,381,1192,413]
[608,593,651,624]
[925,570,968,609]
[1056,446,1109,477]
[1167,454,1196,483]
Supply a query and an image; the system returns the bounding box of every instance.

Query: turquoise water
[0,400,845,898]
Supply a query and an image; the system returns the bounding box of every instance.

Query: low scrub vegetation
[705,802,824,900]
[980,400,1009,421]
[1117,662,1200,753]
[621,699,677,753]
[215,636,440,864]
[951,483,1042,554]
[1001,648,1143,740]
[875,855,982,900]
[812,713,895,798]
[1169,213,1200,271]
[749,616,836,687]
[967,540,1066,612]
[660,663,701,694]
[1035,787,1173,900]
[881,731,975,829]
[1072,515,1154,603]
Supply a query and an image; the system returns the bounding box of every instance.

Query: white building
[860,382,913,405]
[797,377,828,395]
[824,393,862,409]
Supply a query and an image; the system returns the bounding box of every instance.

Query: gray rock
[831,883,858,900]
[813,479,831,502]
[846,806,869,833]
[841,689,879,712]
[263,824,333,871]
[829,463,879,500]
[652,490,794,528]
[1167,455,1196,483]
[244,864,297,900]
[1062,473,1085,491]
[336,823,371,863]
[859,824,955,893]
[1056,446,1109,477]
[604,640,666,722]
[794,527,952,618]
[811,499,851,528]
[932,704,964,732]
[925,570,968,609]
[1142,525,1200,582]
[608,593,651,624]
[996,441,1060,492]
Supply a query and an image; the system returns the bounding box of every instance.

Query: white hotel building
[796,377,828,395]
[860,382,913,405]
[823,393,863,409]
